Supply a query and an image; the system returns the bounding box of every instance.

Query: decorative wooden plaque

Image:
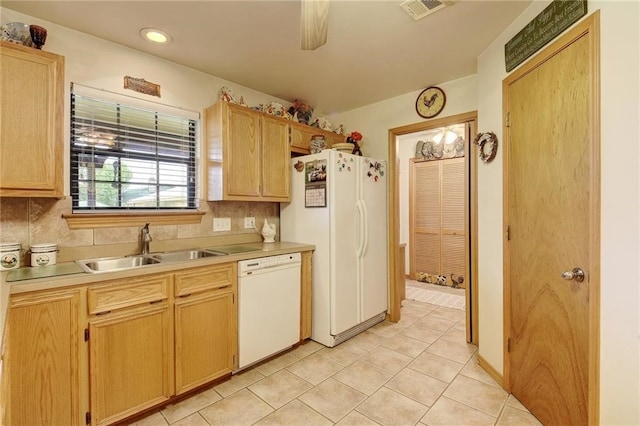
[124,76,161,97]
[505,0,587,72]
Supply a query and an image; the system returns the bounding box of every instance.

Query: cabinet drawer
[88,274,170,315]
[175,263,236,297]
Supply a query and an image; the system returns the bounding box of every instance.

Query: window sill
[63,211,205,230]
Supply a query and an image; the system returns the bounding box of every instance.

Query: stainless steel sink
[76,255,161,273]
[76,249,227,274]
[148,249,227,263]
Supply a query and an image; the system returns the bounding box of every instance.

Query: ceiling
[2,0,532,114]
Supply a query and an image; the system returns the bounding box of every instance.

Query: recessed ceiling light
[140,28,172,44]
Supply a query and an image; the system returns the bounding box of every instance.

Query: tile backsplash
[0,197,279,265]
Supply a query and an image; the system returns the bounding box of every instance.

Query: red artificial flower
[349,131,363,141]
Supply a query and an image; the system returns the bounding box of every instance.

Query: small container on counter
[30,243,57,266]
[0,242,22,270]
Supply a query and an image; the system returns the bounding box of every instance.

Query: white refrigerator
[280,150,388,347]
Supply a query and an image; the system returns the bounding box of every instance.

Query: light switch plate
[244,217,255,229]
[213,217,231,232]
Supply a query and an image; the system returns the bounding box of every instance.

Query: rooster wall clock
[416,86,446,119]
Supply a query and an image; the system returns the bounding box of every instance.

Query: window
[70,85,198,212]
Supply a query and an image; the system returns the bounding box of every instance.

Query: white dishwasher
[238,253,301,369]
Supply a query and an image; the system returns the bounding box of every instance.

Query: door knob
[561,267,585,283]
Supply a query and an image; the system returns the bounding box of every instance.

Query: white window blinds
[70,84,199,211]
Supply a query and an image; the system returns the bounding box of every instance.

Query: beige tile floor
[130,299,542,426]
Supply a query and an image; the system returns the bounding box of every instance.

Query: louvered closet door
[410,161,440,277]
[410,158,465,282]
[441,158,465,279]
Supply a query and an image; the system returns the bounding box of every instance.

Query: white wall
[330,75,478,161]
[477,2,640,424]
[1,7,292,196]
[330,74,478,278]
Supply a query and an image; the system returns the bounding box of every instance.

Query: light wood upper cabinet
[290,121,346,154]
[174,264,237,395]
[0,41,64,197]
[262,115,291,198]
[5,288,83,426]
[205,102,290,202]
[289,121,319,153]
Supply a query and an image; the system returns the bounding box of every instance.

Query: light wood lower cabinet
[89,303,172,425]
[175,290,236,394]
[5,288,83,425]
[87,274,172,425]
[2,256,306,425]
[174,263,237,395]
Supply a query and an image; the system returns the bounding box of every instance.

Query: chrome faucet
[141,223,152,254]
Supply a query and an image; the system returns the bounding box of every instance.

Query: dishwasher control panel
[238,252,302,274]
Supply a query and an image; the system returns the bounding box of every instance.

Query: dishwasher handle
[238,261,301,278]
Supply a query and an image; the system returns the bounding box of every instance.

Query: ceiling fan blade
[300,0,329,50]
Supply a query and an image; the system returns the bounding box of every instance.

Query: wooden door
[174,290,236,395]
[503,14,599,425]
[261,115,291,200]
[441,159,465,281]
[225,104,261,197]
[89,303,172,425]
[410,160,440,278]
[6,289,81,425]
[410,158,465,281]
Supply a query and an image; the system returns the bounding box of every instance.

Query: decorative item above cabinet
[0,41,64,197]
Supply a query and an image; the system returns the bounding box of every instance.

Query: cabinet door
[289,122,317,153]
[261,115,291,200]
[6,289,82,425]
[225,103,261,198]
[174,289,237,394]
[0,41,64,197]
[89,303,172,426]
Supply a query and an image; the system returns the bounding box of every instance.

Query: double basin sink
[76,249,228,274]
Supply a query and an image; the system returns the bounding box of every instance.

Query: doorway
[388,111,478,344]
[502,13,600,425]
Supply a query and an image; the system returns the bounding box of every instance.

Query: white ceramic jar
[30,243,57,266]
[0,242,21,270]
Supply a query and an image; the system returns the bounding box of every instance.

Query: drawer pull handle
[179,294,192,298]
[149,299,164,304]
[96,310,111,316]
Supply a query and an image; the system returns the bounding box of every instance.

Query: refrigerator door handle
[356,200,365,257]
[361,201,369,257]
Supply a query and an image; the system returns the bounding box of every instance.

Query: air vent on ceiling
[400,0,454,21]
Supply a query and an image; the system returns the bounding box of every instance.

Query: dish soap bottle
[261,219,276,243]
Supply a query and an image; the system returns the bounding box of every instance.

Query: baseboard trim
[477,354,505,389]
